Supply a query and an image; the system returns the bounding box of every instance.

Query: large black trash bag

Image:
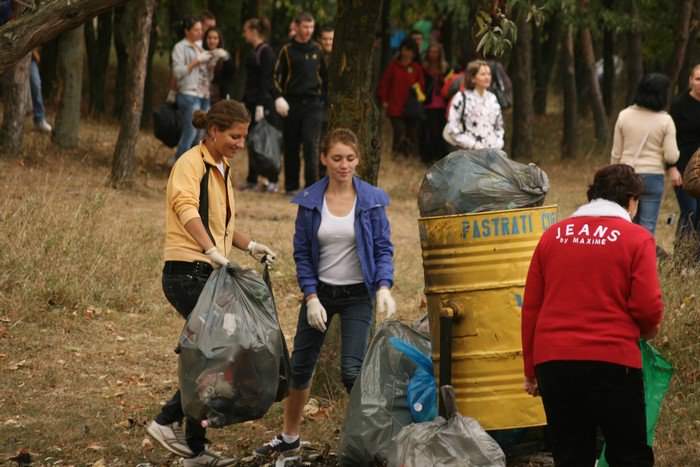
[247,119,283,179]
[153,102,182,148]
[418,149,549,217]
[178,263,290,428]
[338,322,431,466]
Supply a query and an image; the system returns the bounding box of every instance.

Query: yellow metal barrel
[418,205,558,430]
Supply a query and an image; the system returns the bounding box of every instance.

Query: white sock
[281,433,299,444]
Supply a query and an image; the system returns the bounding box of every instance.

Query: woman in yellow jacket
[147,100,276,466]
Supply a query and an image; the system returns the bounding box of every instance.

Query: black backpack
[153,102,182,148]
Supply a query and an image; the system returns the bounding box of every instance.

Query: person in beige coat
[611,73,679,236]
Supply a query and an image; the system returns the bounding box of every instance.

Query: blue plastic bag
[389,337,438,423]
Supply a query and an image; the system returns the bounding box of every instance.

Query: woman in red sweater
[522,164,662,466]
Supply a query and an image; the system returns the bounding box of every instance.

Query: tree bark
[511,11,533,160]
[626,0,643,105]
[561,24,579,159]
[329,0,384,185]
[112,5,129,119]
[85,11,113,118]
[533,11,562,115]
[110,0,154,187]
[141,10,158,129]
[0,0,128,75]
[52,25,84,149]
[0,54,31,157]
[667,0,694,99]
[679,0,700,94]
[602,0,615,115]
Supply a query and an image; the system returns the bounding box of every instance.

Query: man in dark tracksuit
[273,11,327,194]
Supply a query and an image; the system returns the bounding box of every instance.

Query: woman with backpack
[443,60,504,152]
[241,17,281,193]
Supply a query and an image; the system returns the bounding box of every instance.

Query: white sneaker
[182,448,236,466]
[145,420,194,457]
[35,120,52,133]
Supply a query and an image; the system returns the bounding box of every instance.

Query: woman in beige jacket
[611,73,679,236]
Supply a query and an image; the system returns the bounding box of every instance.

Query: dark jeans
[633,174,665,237]
[674,186,699,238]
[283,97,323,192]
[535,360,653,467]
[390,116,421,157]
[290,282,373,392]
[154,261,213,455]
[244,100,281,184]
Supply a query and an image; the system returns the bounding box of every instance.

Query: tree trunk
[511,11,533,160]
[380,0,392,75]
[52,25,84,149]
[441,10,455,65]
[626,0,643,105]
[111,0,155,187]
[679,0,700,94]
[0,0,128,75]
[141,10,158,129]
[113,5,129,119]
[561,24,579,159]
[667,0,694,99]
[578,2,609,147]
[602,0,615,115]
[0,55,31,157]
[329,0,384,185]
[533,11,562,115]
[85,11,113,118]
[39,38,59,102]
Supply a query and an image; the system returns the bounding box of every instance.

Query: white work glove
[196,51,213,63]
[166,90,177,104]
[245,241,277,266]
[212,48,229,60]
[205,247,229,269]
[375,287,396,319]
[254,105,264,122]
[306,297,327,332]
[275,97,290,117]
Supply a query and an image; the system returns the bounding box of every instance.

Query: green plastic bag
[598,340,674,466]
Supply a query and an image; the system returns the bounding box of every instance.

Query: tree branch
[0,0,128,75]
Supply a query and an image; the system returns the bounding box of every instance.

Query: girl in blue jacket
[255,128,396,456]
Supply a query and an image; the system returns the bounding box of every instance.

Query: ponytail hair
[192,100,251,137]
[244,17,271,38]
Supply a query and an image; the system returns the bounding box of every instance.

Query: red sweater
[521,210,663,377]
[378,59,425,117]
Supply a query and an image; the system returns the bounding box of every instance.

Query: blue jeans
[633,174,664,236]
[290,282,373,392]
[29,60,46,124]
[175,94,210,160]
[674,186,699,238]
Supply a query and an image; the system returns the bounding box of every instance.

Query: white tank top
[317,196,365,285]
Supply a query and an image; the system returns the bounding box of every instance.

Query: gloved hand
[412,82,426,103]
[245,241,277,266]
[196,51,213,63]
[306,297,327,332]
[212,48,229,60]
[166,90,177,104]
[205,247,229,269]
[375,287,396,319]
[275,97,290,117]
[254,105,264,122]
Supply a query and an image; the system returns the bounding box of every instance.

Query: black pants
[390,116,421,157]
[154,261,213,455]
[421,108,447,162]
[283,97,323,192]
[535,360,653,467]
[244,100,281,185]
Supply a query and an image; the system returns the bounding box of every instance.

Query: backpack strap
[254,43,270,65]
[460,91,468,133]
[629,113,661,168]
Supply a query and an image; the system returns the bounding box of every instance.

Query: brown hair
[203,27,224,50]
[426,43,447,74]
[587,164,644,208]
[199,10,216,24]
[244,17,271,37]
[464,60,490,90]
[295,11,314,24]
[321,128,360,158]
[192,100,250,136]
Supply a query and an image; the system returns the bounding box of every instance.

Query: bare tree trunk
[141,11,158,129]
[85,11,113,118]
[0,0,129,74]
[668,0,694,99]
[329,0,384,185]
[111,0,155,188]
[679,0,700,93]
[533,11,562,115]
[0,55,31,157]
[112,5,129,118]
[52,25,84,149]
[626,0,643,105]
[562,24,579,159]
[511,11,533,160]
[603,0,615,115]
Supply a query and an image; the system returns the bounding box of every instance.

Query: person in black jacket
[202,27,234,105]
[273,11,328,195]
[242,17,281,193]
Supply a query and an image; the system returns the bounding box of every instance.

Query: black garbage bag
[418,149,549,217]
[338,322,431,466]
[247,119,283,179]
[153,102,182,148]
[178,264,290,428]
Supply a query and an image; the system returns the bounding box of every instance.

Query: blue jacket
[291,176,395,298]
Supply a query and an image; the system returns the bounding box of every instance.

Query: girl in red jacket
[522,164,662,466]
[378,38,425,157]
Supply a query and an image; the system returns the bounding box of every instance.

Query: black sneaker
[254,435,300,456]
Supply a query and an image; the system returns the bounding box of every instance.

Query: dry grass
[0,111,697,465]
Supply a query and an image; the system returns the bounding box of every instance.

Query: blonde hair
[426,43,447,74]
[321,128,360,158]
[464,60,490,90]
[192,100,250,137]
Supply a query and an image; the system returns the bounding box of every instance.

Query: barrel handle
[440,300,464,320]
